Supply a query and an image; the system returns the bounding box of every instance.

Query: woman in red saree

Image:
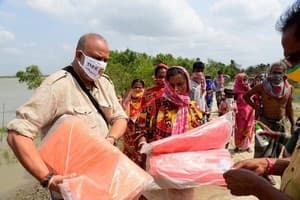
[135,66,203,200]
[122,79,145,167]
[233,73,254,152]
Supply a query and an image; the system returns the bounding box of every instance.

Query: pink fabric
[164,66,190,135]
[148,149,233,189]
[143,113,234,189]
[39,116,152,200]
[145,112,232,155]
[233,73,254,149]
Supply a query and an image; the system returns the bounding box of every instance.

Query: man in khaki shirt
[6,33,128,197]
[223,1,300,199]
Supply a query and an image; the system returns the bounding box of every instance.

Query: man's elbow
[7,131,15,147]
[6,130,21,149]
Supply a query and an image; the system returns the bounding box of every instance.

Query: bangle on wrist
[106,135,118,146]
[138,141,147,149]
[265,158,274,175]
[40,172,55,188]
[47,175,56,189]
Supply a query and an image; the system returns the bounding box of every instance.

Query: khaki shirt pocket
[73,106,98,129]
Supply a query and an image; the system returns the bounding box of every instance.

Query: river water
[0,77,33,127]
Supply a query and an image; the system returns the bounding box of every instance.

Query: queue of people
[5,1,300,200]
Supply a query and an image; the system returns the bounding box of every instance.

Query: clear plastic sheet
[39,115,152,200]
[148,149,233,189]
[141,112,234,190]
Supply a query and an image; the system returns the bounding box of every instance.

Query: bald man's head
[76,33,107,51]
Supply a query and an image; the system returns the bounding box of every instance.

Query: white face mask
[78,51,107,81]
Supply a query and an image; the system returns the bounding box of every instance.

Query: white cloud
[25,0,206,37]
[210,0,282,32]
[21,0,294,70]
[61,44,73,52]
[0,47,22,55]
[0,10,16,20]
[0,30,15,45]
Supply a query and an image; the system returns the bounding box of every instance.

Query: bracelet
[265,158,274,175]
[40,172,55,188]
[106,135,118,146]
[138,141,147,150]
[47,175,56,189]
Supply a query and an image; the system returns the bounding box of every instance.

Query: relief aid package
[142,112,234,190]
[39,115,152,200]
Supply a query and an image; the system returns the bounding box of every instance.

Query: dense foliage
[16,65,44,90]
[106,49,243,95]
[17,49,279,93]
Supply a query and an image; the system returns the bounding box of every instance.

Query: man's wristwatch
[106,135,118,146]
[40,172,55,188]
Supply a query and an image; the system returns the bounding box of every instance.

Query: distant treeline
[14,48,275,94]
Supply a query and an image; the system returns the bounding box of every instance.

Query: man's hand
[223,168,270,196]
[232,158,268,175]
[48,173,77,193]
[106,137,115,145]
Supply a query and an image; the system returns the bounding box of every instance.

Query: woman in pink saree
[233,73,254,152]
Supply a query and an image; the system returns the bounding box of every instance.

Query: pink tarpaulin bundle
[39,115,152,200]
[148,149,233,189]
[142,112,234,189]
[142,112,233,155]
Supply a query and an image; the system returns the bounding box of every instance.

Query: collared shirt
[7,69,127,139]
[281,139,300,199]
[190,80,206,111]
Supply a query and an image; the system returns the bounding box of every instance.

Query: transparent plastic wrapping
[148,149,233,189]
[39,115,152,200]
[141,112,233,155]
[141,112,234,190]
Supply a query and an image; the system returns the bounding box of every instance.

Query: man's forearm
[255,182,291,200]
[108,118,127,139]
[7,132,50,182]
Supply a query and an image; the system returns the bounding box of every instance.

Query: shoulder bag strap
[63,66,107,124]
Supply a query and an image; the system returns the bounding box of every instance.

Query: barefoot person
[224,2,300,199]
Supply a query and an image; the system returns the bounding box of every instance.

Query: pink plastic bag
[141,112,233,155]
[141,113,234,189]
[148,149,233,189]
[39,115,152,200]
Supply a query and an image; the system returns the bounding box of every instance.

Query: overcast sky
[0,0,295,75]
